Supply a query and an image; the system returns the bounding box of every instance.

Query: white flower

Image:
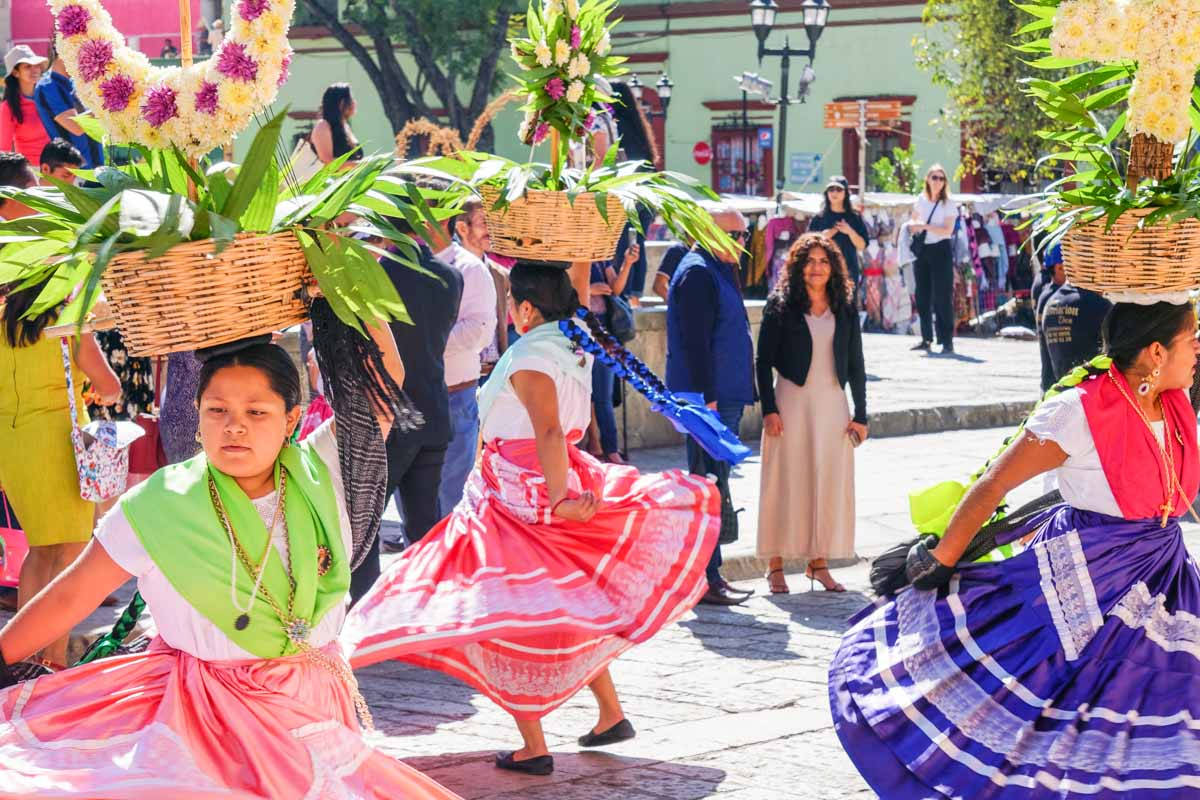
[566,0,579,18]
[555,39,571,66]
[536,39,553,67]
[518,110,536,142]
[597,30,611,56]
[568,53,590,79]
[544,0,563,18]
[566,79,584,103]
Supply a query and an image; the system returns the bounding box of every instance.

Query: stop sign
[692,141,712,165]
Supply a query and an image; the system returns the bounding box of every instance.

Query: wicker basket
[100,231,312,356]
[1061,209,1200,294]
[481,186,626,261]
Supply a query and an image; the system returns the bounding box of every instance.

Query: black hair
[450,198,484,242]
[2,279,59,347]
[39,138,83,173]
[195,339,302,411]
[3,75,23,125]
[320,83,356,160]
[0,151,33,189]
[509,260,579,322]
[820,176,852,216]
[609,82,654,166]
[1101,302,1195,372]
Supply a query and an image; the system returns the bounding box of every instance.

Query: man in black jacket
[349,236,463,603]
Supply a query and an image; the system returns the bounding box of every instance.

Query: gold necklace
[1109,369,1179,527]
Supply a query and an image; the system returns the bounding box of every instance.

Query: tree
[871,145,922,194]
[300,0,520,151]
[913,0,1061,188]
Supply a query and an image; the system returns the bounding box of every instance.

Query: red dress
[342,324,719,718]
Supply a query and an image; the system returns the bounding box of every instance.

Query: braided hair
[560,309,678,407]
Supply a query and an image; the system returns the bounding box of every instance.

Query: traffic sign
[693,141,713,165]
[823,100,906,130]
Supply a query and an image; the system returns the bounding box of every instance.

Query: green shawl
[121,438,349,658]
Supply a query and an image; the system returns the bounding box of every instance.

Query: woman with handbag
[756,234,867,594]
[587,242,639,463]
[0,279,121,669]
[910,164,959,354]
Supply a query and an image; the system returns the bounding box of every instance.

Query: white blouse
[95,421,351,661]
[479,350,593,443]
[1024,388,1164,518]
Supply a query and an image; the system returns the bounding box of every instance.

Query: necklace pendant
[235,613,250,631]
[286,617,311,644]
[316,545,333,577]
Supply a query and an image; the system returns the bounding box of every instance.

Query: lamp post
[734,71,773,194]
[749,0,830,202]
[628,72,673,120]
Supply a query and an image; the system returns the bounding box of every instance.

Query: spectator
[208,19,225,50]
[159,350,202,463]
[666,202,756,606]
[652,239,692,301]
[436,199,498,516]
[160,39,180,59]
[34,54,103,170]
[756,233,867,594]
[352,226,463,602]
[588,243,640,463]
[480,256,511,379]
[196,26,212,56]
[0,152,121,668]
[608,81,657,300]
[1,46,50,166]
[311,83,361,165]
[1042,280,1112,385]
[909,163,958,354]
[38,138,82,184]
[1036,244,1066,393]
[806,175,869,286]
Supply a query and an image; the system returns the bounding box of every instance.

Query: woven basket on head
[480,186,626,261]
[100,231,312,356]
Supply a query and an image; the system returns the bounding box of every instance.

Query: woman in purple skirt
[830,300,1200,799]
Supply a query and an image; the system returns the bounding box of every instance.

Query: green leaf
[240,157,281,233]
[220,110,286,222]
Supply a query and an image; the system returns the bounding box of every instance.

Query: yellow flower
[555,39,570,66]
[566,79,584,103]
[544,0,563,18]
[221,80,256,114]
[536,39,553,67]
[597,31,611,56]
[566,0,579,17]
[568,53,590,79]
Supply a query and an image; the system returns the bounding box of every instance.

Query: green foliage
[0,111,438,332]
[871,145,923,194]
[914,0,1069,184]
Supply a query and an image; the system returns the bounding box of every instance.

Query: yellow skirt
[0,413,93,546]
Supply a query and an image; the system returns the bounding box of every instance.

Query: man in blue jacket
[666,203,756,605]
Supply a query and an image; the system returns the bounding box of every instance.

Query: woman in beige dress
[756,233,868,593]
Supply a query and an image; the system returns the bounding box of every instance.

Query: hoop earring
[195,431,202,444]
[1138,366,1161,397]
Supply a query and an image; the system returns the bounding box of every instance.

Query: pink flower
[216,42,258,82]
[57,5,91,37]
[77,39,113,82]
[99,75,135,112]
[194,81,219,114]
[142,85,179,127]
[533,122,551,144]
[571,26,582,49]
[545,77,565,100]
[239,0,270,21]
[585,111,596,128]
[277,52,291,87]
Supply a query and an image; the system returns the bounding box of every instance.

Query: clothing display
[342,322,719,719]
[831,370,1200,799]
[763,216,802,292]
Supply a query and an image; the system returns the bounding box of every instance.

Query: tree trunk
[1127,133,1174,189]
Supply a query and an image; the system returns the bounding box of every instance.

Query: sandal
[766,567,789,595]
[805,561,845,593]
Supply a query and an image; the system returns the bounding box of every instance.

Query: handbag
[127,358,166,475]
[909,198,941,261]
[0,491,27,588]
[603,293,636,343]
[60,339,142,502]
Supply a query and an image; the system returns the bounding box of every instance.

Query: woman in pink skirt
[0,327,460,800]
[343,260,720,776]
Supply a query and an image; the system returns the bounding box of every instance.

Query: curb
[869,400,1034,439]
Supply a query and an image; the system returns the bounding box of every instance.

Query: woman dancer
[343,260,719,776]
[830,300,1200,798]
[0,331,459,799]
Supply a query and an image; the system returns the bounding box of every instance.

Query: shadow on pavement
[926,350,985,364]
[764,590,873,631]
[358,661,483,735]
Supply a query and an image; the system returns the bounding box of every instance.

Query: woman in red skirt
[342,260,720,775]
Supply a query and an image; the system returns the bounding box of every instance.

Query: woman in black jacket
[756,233,867,594]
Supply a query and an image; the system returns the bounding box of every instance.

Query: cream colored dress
[756,309,856,559]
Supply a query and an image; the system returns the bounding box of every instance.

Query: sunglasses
[728,230,749,242]
[929,174,946,182]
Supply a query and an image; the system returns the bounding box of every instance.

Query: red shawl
[1078,369,1200,521]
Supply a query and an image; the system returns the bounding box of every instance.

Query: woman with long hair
[0,332,462,799]
[343,260,719,776]
[831,301,1200,798]
[806,175,869,287]
[756,234,867,594]
[608,81,657,300]
[311,82,361,165]
[0,47,50,165]
[910,163,958,354]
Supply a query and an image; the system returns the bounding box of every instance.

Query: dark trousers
[349,436,447,605]
[685,402,744,586]
[913,239,955,346]
[591,358,618,455]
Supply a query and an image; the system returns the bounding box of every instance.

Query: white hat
[4,45,48,77]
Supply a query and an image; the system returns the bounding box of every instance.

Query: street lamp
[655,73,674,114]
[747,0,830,201]
[733,71,773,194]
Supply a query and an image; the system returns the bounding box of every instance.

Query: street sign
[822,99,906,129]
[692,141,713,165]
[789,152,823,186]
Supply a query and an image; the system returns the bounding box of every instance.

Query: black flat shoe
[495,751,554,775]
[578,718,636,748]
[699,584,747,606]
[719,579,754,597]
[910,340,932,351]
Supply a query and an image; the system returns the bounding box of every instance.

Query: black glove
[905,539,955,590]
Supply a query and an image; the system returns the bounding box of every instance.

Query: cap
[825,175,849,190]
[4,45,48,77]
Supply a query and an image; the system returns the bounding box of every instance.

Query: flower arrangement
[508,0,624,177]
[48,0,294,157]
